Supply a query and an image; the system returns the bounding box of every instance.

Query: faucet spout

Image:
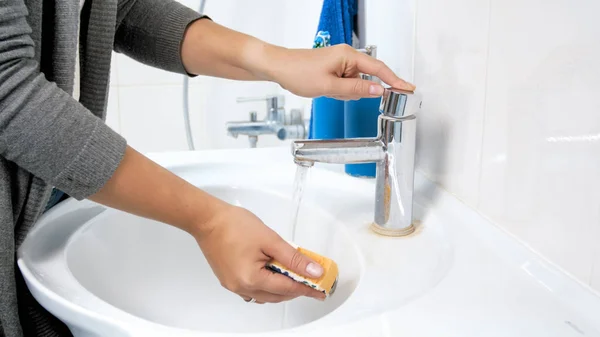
[292,138,385,165]
[290,88,421,237]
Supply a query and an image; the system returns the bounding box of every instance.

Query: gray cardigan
[0,0,202,336]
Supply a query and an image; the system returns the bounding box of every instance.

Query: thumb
[266,239,324,279]
[330,78,384,99]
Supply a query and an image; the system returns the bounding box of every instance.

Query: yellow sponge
[266,244,339,297]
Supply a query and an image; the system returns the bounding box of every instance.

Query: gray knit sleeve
[114,0,206,75]
[0,0,127,200]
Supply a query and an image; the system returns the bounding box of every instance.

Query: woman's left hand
[255,44,415,100]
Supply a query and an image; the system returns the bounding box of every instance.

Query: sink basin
[66,185,362,333]
[17,148,453,337]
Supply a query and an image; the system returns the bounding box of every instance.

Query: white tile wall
[407,0,600,291]
[594,237,600,291]
[281,1,322,49]
[364,0,416,83]
[118,84,203,153]
[116,56,184,88]
[412,0,490,206]
[478,0,600,285]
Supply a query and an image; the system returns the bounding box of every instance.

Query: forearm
[115,0,283,81]
[181,18,282,81]
[90,146,224,235]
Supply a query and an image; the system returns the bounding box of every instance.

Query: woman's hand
[182,19,414,99]
[193,204,327,303]
[253,44,416,100]
[92,147,325,304]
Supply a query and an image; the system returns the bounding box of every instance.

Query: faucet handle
[380,88,420,118]
[236,95,285,110]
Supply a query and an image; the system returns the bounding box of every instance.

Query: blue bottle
[344,97,380,177]
[311,97,345,139]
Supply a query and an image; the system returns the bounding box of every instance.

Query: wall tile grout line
[475,0,494,210]
[589,211,600,286]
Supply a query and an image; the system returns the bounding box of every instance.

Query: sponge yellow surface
[266,246,339,297]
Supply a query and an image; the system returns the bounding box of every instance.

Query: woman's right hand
[91,147,323,303]
[192,204,327,303]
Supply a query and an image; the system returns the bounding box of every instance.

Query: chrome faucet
[292,88,421,236]
[226,95,308,148]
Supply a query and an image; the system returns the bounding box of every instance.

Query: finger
[241,291,292,304]
[354,53,416,91]
[258,267,326,300]
[264,239,324,279]
[326,77,384,99]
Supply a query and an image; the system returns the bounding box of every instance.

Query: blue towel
[308,0,357,139]
[315,0,357,46]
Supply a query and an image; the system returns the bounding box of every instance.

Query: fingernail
[369,84,384,96]
[306,263,323,277]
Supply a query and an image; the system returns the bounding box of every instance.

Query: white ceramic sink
[65,184,362,333]
[18,148,600,337]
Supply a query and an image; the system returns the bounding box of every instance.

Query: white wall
[407,0,600,292]
[363,0,416,84]
[106,0,323,153]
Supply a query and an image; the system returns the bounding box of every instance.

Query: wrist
[180,187,230,238]
[241,39,287,82]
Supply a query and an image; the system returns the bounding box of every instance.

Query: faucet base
[370,222,416,237]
